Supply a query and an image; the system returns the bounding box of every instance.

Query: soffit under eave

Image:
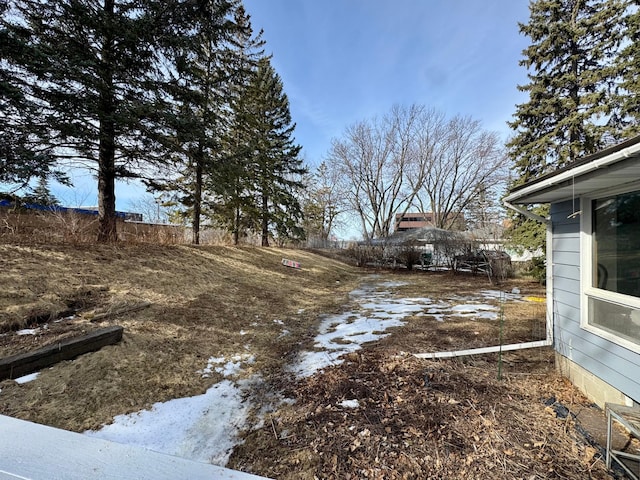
[507,157,640,205]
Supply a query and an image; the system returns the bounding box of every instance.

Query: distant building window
[582,189,640,351]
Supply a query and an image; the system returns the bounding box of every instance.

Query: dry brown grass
[0,241,362,431]
[384,273,547,354]
[0,241,617,479]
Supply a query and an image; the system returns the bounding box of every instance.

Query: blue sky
[243,0,532,165]
[47,0,532,215]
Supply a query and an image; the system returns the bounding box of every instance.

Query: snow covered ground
[78,278,520,468]
[85,378,255,465]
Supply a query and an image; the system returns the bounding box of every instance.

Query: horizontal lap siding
[551,201,582,350]
[551,200,640,403]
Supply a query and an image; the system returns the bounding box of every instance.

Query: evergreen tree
[208,4,264,245]
[506,0,628,255]
[508,0,628,184]
[152,0,242,245]
[0,1,66,189]
[212,124,260,245]
[23,176,59,206]
[618,1,640,136]
[2,0,173,241]
[244,58,306,247]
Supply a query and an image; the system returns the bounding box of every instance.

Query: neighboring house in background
[394,212,465,232]
[0,199,142,221]
[504,135,640,408]
[395,212,436,232]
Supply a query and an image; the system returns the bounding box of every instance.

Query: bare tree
[302,162,349,244]
[328,106,509,239]
[327,104,424,240]
[410,115,509,230]
[126,193,172,224]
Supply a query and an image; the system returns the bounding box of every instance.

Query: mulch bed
[230,348,617,480]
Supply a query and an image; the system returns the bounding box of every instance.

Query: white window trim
[580,192,640,355]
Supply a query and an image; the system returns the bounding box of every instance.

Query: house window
[583,189,640,350]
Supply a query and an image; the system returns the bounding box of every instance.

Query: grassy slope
[0,242,362,431]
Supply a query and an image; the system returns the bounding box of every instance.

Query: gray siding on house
[551,200,640,403]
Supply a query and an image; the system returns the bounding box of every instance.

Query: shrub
[396,244,423,270]
[528,256,546,284]
[346,244,384,267]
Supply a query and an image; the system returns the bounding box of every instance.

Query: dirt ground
[0,241,629,479]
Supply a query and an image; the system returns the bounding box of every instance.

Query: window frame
[580,185,640,354]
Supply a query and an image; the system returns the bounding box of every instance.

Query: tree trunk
[233,202,240,246]
[192,154,203,245]
[261,192,269,247]
[97,147,117,242]
[96,0,117,243]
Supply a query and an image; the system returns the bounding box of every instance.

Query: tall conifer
[506,0,628,256]
[0,1,65,188]
[208,5,264,245]
[508,0,628,184]
[618,1,640,136]
[155,0,240,244]
[2,0,171,241]
[244,58,305,247]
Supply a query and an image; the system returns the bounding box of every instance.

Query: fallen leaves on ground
[230,349,614,480]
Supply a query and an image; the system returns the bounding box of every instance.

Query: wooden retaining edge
[0,325,124,381]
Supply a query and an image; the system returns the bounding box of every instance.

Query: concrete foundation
[555,353,635,409]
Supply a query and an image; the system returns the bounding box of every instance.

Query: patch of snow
[339,399,360,409]
[273,319,284,325]
[451,304,497,314]
[475,311,500,320]
[217,361,242,377]
[198,354,254,379]
[379,281,409,288]
[279,329,290,338]
[427,302,451,311]
[290,282,434,378]
[17,328,38,335]
[347,287,372,298]
[239,330,248,336]
[450,304,499,321]
[317,312,352,335]
[480,289,523,302]
[86,378,255,466]
[15,372,40,384]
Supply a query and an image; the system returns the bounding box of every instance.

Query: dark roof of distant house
[0,200,128,218]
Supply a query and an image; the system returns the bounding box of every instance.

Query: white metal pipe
[413,339,552,359]
[503,201,550,224]
[545,218,554,345]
